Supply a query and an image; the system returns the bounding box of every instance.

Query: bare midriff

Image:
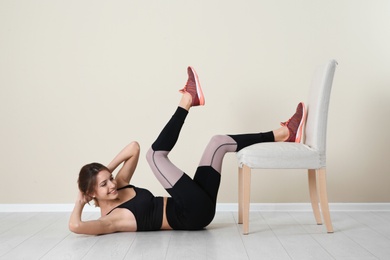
[160,197,172,230]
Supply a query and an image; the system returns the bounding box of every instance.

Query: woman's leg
[146,92,214,230]
[146,93,192,188]
[193,132,276,205]
[197,132,274,173]
[146,65,205,189]
[194,102,305,204]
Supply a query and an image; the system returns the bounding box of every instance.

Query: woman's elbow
[69,222,82,234]
[127,141,140,157]
[130,141,140,152]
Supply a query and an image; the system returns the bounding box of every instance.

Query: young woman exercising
[69,67,305,234]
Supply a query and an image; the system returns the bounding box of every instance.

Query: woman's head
[78,162,117,207]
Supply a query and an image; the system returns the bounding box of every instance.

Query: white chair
[237,59,338,235]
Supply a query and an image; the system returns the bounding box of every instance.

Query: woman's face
[92,170,118,201]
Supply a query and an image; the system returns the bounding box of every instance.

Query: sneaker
[281,102,306,143]
[179,66,205,106]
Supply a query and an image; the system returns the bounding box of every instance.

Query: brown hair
[78,162,110,207]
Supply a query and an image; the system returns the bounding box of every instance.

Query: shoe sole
[295,102,306,143]
[189,66,205,106]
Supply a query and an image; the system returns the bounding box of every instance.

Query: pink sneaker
[179,66,205,106]
[281,102,306,143]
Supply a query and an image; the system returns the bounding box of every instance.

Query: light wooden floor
[1,211,390,260]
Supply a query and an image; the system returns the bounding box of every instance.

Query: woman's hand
[76,190,92,205]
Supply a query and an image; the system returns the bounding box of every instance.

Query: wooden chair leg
[308,169,322,225]
[238,167,243,224]
[317,168,334,233]
[242,164,251,235]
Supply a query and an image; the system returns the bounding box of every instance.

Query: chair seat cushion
[236,142,325,169]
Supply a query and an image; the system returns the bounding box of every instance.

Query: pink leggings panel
[146,135,237,189]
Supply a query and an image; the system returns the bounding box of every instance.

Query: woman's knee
[145,147,154,166]
[208,135,226,146]
[208,135,236,150]
[146,148,170,166]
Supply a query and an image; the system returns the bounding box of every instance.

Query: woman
[69,67,305,235]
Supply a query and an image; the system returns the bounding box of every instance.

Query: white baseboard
[0,203,389,212]
[216,203,390,212]
[0,204,100,212]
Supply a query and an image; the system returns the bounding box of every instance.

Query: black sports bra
[106,185,164,231]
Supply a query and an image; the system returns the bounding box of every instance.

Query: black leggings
[146,107,274,230]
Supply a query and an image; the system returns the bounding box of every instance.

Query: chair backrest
[304,59,338,156]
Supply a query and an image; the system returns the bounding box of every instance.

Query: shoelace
[179,81,196,93]
[280,120,291,127]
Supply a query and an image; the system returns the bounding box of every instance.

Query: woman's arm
[68,191,124,235]
[107,141,140,187]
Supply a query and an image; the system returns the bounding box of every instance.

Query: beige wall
[1,0,389,204]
